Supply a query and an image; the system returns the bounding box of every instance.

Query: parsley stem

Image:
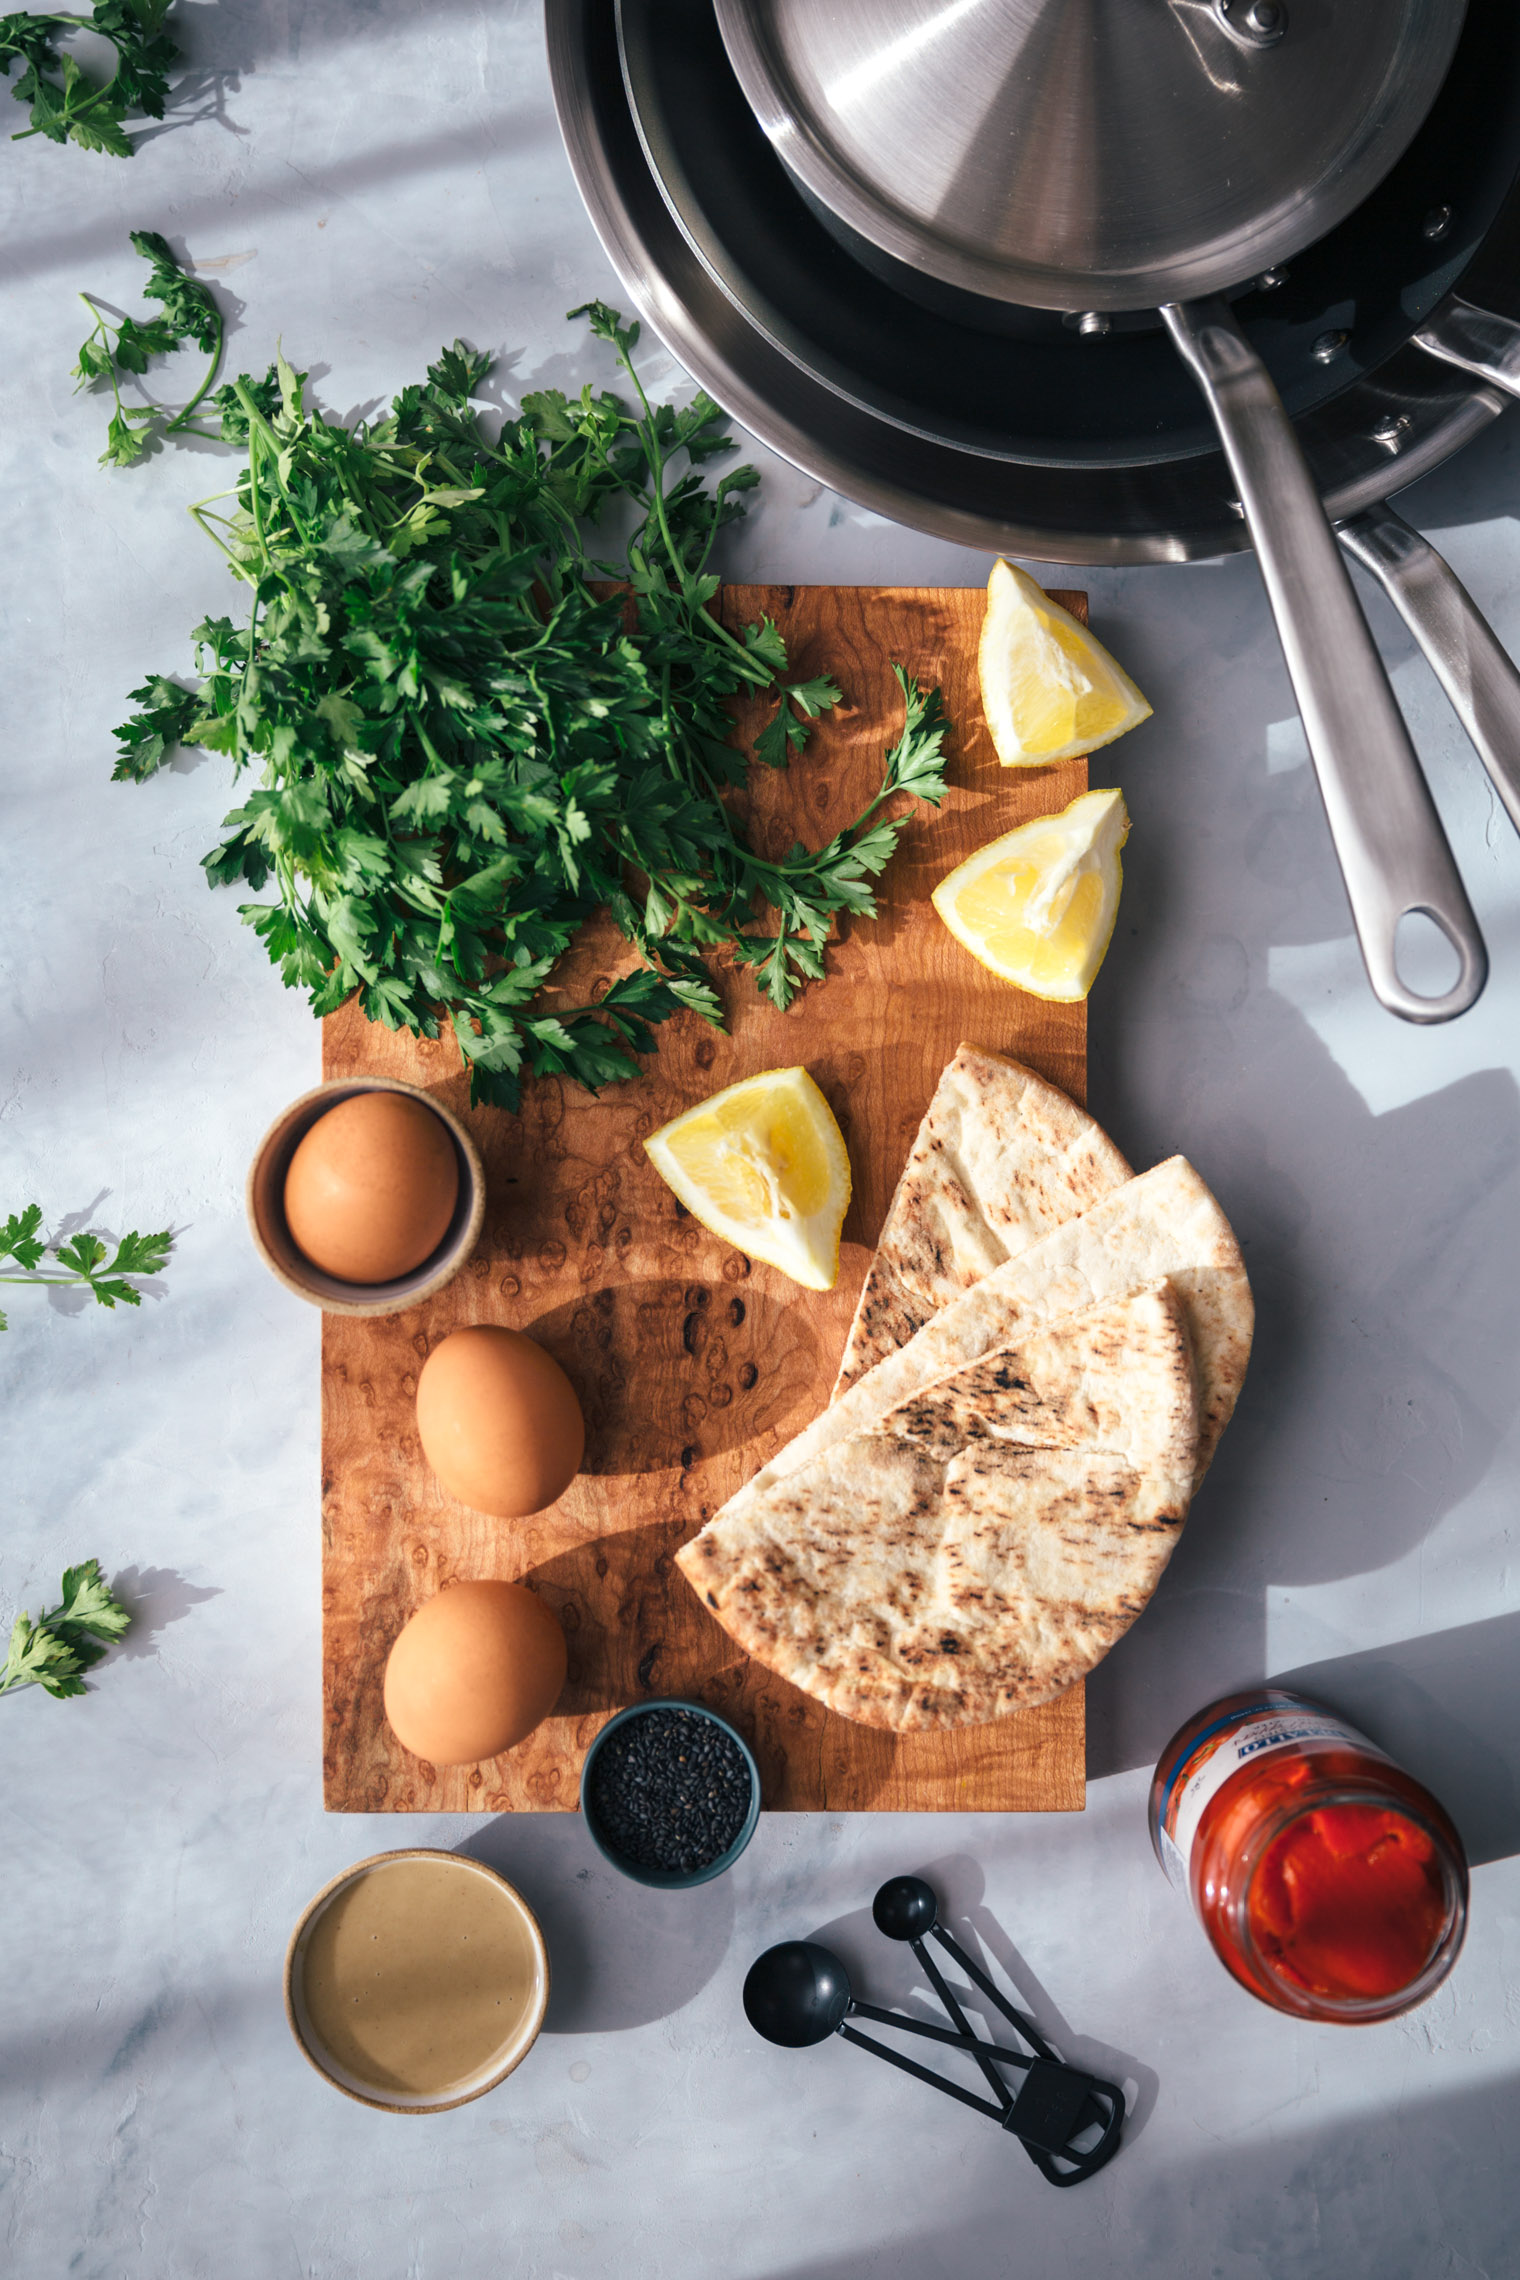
[608,338,769,678]
[188,506,243,567]
[242,421,271,555]
[165,304,225,433]
[0,1271,104,1288]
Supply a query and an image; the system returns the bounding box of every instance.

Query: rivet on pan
[1216,0,1287,44]
[1372,414,1411,454]
[1245,0,1287,37]
[1422,205,1453,243]
[1077,311,1111,338]
[1255,267,1289,291]
[1311,329,1349,365]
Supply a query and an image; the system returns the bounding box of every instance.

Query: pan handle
[1413,295,1520,395]
[1338,503,1520,842]
[1162,298,1486,1024]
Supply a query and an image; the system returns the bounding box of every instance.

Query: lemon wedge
[644,1066,852,1290]
[931,787,1130,1001]
[979,559,1152,765]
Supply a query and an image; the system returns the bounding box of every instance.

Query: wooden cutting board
[321,584,1089,1813]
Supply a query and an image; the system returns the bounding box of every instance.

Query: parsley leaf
[74,226,222,463]
[753,671,845,769]
[0,1203,172,1323]
[1,1559,132,1700]
[0,1203,46,1273]
[97,257,952,1108]
[2,1,179,156]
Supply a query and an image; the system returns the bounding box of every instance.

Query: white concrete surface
[2,6,1519,2275]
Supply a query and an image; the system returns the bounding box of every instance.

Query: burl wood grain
[322,585,1089,1813]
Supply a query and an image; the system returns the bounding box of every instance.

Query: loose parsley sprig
[0,1204,172,1329]
[737,667,949,1005]
[1,1560,132,1699]
[96,247,950,1107]
[74,227,222,464]
[1,1,178,156]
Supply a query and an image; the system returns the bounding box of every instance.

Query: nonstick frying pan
[548,1,1520,1010]
[709,0,1479,1020]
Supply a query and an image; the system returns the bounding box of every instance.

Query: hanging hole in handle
[1394,909,1463,1000]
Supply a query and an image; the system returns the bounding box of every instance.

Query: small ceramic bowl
[580,1698,761,1890]
[246,1077,485,1317]
[284,1848,550,2114]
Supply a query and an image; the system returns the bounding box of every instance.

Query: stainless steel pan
[608,0,1520,853]
[711,0,1480,1019]
[548,1,1520,1017]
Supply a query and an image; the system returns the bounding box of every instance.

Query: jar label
[1157,1702,1382,1891]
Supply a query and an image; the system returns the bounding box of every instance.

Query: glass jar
[1149,1688,1468,2023]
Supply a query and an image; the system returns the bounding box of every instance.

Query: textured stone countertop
[3,7,1520,2275]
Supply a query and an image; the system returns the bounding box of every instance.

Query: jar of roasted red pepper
[1149,1689,1468,2022]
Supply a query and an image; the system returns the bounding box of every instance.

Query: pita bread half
[678,1283,1198,1730]
[834,1046,1132,1398]
[734,1154,1251,1519]
[877,1281,1197,1482]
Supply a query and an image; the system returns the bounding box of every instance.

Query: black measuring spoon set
[744,1876,1124,2187]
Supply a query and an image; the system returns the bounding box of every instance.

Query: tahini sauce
[295,1857,541,2100]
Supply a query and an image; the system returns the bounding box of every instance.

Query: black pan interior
[621,0,1520,470]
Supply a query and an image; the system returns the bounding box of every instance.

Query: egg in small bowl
[284,1090,459,1283]
[246,1079,484,1316]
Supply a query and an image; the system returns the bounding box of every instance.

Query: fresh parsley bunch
[105,259,950,1108]
[1,1560,132,1698]
[0,1203,172,1328]
[1,1,178,155]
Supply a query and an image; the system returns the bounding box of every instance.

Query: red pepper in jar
[1149,1690,1468,2022]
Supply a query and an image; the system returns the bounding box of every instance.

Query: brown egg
[284,1091,459,1284]
[415,1327,584,1517]
[383,1581,567,1765]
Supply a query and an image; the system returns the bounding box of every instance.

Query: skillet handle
[1162,298,1486,1025]
[1338,503,1520,842]
[1413,295,1520,396]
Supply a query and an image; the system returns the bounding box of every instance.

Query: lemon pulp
[932,788,1130,1002]
[979,560,1152,766]
[644,1066,851,1290]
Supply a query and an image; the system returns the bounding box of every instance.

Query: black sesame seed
[588,1709,753,1876]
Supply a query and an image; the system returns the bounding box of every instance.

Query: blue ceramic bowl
[579,1698,761,1889]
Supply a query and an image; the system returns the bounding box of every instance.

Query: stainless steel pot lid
[714,0,1469,311]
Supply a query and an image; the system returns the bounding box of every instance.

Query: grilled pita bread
[736,1154,1251,1520]
[834,1046,1132,1398]
[678,1283,1199,1729]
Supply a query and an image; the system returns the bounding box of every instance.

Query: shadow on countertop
[1084,1037,1520,1796]
[458,1813,734,2034]
[751,2063,1520,2280]
[1270,1615,1520,1869]
[0,0,563,295]
[1081,545,1520,1830]
[1094,1606,1520,1864]
[107,1565,223,1661]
